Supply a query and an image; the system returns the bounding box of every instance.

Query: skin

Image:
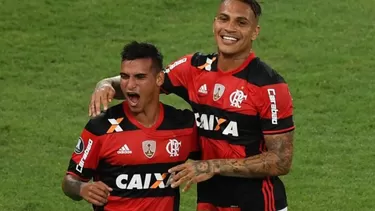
[119,58,164,127]
[87,0,293,200]
[62,174,112,206]
[214,0,260,71]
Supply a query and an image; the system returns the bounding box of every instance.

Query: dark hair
[221,0,262,18]
[121,41,163,72]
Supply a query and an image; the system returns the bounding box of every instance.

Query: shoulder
[245,57,287,87]
[164,52,217,73]
[85,103,125,136]
[190,52,217,69]
[158,103,195,130]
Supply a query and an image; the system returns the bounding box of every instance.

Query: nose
[127,76,137,90]
[224,20,237,32]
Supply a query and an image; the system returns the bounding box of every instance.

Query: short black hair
[221,0,262,18]
[121,41,163,72]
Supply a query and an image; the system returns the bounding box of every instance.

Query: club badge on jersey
[229,89,248,108]
[166,139,181,157]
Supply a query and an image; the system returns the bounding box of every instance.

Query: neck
[217,49,253,72]
[134,96,160,128]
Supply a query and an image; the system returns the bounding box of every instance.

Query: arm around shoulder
[95,75,124,100]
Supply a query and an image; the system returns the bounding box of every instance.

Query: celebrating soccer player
[62,41,199,211]
[88,0,295,210]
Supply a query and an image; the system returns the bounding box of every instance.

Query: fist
[80,181,113,206]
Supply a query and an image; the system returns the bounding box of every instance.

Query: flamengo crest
[166,139,181,157]
[229,89,247,108]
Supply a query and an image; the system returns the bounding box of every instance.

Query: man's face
[213,0,260,56]
[120,58,163,113]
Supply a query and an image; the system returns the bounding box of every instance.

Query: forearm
[96,76,124,99]
[62,175,84,201]
[209,152,290,178]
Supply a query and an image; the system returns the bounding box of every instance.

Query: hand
[168,160,217,192]
[80,181,113,206]
[89,84,115,117]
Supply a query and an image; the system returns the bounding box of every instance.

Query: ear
[252,25,260,41]
[156,71,165,87]
[212,16,217,34]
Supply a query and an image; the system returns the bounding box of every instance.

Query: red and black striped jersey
[66,102,199,211]
[162,52,295,211]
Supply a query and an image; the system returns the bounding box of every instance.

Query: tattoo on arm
[96,76,125,100]
[62,175,84,201]
[193,161,214,175]
[211,131,294,178]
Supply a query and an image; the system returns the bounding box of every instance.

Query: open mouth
[220,35,239,44]
[126,92,140,106]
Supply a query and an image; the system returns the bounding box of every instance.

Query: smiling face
[120,58,164,113]
[213,0,260,57]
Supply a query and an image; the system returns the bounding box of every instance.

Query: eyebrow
[120,72,148,77]
[218,12,250,21]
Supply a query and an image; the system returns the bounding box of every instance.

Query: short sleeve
[161,55,193,101]
[66,127,102,181]
[257,83,295,135]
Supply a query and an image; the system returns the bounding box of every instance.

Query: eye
[216,15,228,22]
[238,20,248,26]
[135,74,146,79]
[120,73,129,79]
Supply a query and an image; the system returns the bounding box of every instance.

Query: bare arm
[62,175,113,205]
[62,175,84,201]
[209,131,294,178]
[168,131,294,191]
[89,76,123,116]
[96,76,124,100]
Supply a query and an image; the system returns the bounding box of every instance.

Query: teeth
[223,36,237,41]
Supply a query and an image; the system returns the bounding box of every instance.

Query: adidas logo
[198,84,208,94]
[117,144,132,154]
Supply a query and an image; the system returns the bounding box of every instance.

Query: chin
[218,46,239,56]
[128,106,143,114]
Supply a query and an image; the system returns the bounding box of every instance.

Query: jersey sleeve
[66,126,103,181]
[161,54,193,101]
[257,83,295,135]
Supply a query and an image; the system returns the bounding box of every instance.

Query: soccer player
[62,41,199,211]
[88,0,294,210]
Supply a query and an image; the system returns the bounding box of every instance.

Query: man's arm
[62,174,84,201]
[208,131,294,178]
[168,131,293,191]
[89,76,123,117]
[62,174,112,206]
[95,76,124,100]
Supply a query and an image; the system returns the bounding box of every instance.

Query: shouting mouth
[126,92,140,106]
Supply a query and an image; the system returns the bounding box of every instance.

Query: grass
[0,0,374,210]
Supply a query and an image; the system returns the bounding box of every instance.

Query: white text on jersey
[116,173,172,190]
[267,89,278,124]
[76,139,93,173]
[194,113,238,137]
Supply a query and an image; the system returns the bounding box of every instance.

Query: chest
[101,130,193,166]
[189,71,263,140]
[190,71,258,114]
